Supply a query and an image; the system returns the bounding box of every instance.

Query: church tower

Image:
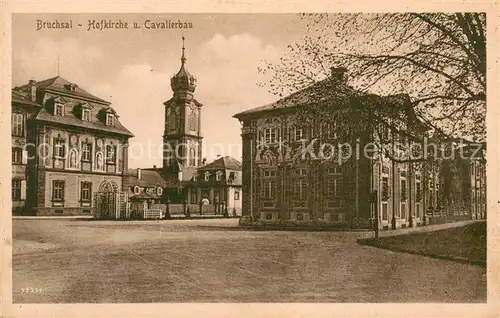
[163,37,203,175]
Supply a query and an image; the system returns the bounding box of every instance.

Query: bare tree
[259,13,486,143]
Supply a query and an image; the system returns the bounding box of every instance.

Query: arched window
[189,148,196,166]
[96,152,104,171]
[69,149,78,168]
[189,111,197,131]
[168,110,176,131]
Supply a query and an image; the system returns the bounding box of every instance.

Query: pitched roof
[233,79,360,118]
[233,78,428,133]
[126,169,167,187]
[15,76,110,104]
[200,156,242,171]
[35,107,134,137]
[11,90,42,107]
[13,76,133,137]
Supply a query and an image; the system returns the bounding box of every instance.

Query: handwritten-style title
[36,19,194,31]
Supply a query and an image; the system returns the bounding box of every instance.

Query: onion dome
[170,36,197,94]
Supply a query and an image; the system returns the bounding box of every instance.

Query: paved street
[13,218,486,303]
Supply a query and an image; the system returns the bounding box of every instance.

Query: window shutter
[22,149,28,164]
[258,130,263,143]
[21,180,26,200]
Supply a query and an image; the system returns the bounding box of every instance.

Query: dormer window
[216,170,223,181]
[55,103,64,116]
[65,83,78,91]
[106,114,115,126]
[204,171,211,181]
[82,109,91,121]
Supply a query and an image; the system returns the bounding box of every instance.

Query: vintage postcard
[1,1,499,317]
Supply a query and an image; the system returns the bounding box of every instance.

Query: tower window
[189,111,197,131]
[169,111,176,131]
[189,148,196,166]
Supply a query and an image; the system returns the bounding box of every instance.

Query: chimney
[202,158,207,165]
[137,168,141,180]
[28,79,37,102]
[153,165,157,170]
[330,67,347,83]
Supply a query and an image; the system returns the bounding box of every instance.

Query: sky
[12,13,309,168]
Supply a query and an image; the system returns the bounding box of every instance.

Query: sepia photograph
[2,6,497,316]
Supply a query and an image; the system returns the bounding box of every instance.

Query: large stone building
[233,67,486,229]
[11,76,133,215]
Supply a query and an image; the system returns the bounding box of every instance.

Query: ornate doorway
[94,180,129,219]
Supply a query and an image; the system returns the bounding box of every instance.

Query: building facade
[123,167,167,218]
[159,38,243,211]
[12,76,133,216]
[186,156,243,215]
[11,86,42,214]
[234,68,486,229]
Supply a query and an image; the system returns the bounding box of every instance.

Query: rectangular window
[416,182,422,202]
[55,104,64,116]
[326,122,337,139]
[80,182,92,202]
[106,145,116,163]
[204,172,210,181]
[234,190,240,200]
[52,180,65,201]
[12,179,21,201]
[12,148,23,164]
[382,203,388,221]
[294,127,305,141]
[263,128,278,144]
[82,143,92,161]
[12,113,24,136]
[295,168,307,176]
[82,109,91,121]
[382,176,389,201]
[216,171,223,181]
[106,114,115,126]
[401,202,406,219]
[262,180,276,199]
[400,179,407,201]
[327,178,341,197]
[293,179,307,199]
[54,138,66,158]
[327,166,341,175]
[263,169,277,177]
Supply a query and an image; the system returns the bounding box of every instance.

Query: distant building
[191,156,242,215]
[123,167,167,217]
[11,76,133,215]
[233,67,486,229]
